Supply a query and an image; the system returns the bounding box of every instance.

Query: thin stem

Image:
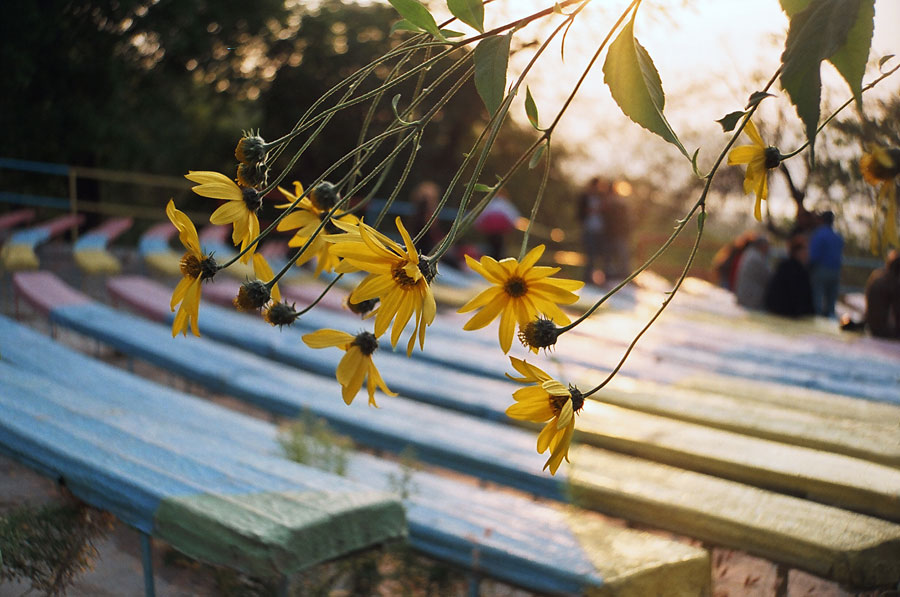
[219,122,421,271]
[269,131,420,283]
[519,142,552,260]
[560,65,783,333]
[583,203,706,397]
[294,274,345,317]
[780,62,900,160]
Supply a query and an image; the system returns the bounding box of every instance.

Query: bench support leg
[140,532,156,597]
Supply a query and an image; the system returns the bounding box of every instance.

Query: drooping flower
[233,253,282,312]
[505,357,583,475]
[276,181,360,276]
[727,119,782,221]
[458,245,583,353]
[860,146,900,254]
[302,329,396,406]
[185,170,262,264]
[166,199,217,337]
[328,217,436,356]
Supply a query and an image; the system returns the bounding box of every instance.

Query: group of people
[715,211,900,339]
[716,211,845,318]
[578,177,631,285]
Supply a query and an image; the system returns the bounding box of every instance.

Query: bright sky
[474,0,900,179]
[365,0,899,225]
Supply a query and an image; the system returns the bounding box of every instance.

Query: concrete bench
[14,273,900,587]
[138,221,182,277]
[73,217,133,275]
[0,214,84,271]
[0,316,710,596]
[0,334,405,594]
[100,275,900,522]
[0,208,36,241]
[590,375,900,468]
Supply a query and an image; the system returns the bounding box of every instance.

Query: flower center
[504,276,528,298]
[352,331,378,356]
[549,387,584,416]
[763,146,781,169]
[242,187,263,213]
[180,254,202,278]
[518,318,559,351]
[180,254,218,280]
[392,263,419,288]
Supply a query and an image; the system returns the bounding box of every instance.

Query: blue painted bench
[73,217,133,275]
[0,316,713,596]
[13,273,900,586]
[138,221,182,277]
[102,276,900,522]
[0,214,84,271]
[0,331,406,594]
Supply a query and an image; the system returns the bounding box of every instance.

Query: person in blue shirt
[808,211,844,317]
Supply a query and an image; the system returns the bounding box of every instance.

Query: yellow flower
[275,181,360,276]
[860,146,900,254]
[727,120,781,221]
[167,199,216,337]
[458,245,583,353]
[505,357,583,475]
[302,329,397,406]
[328,217,436,356]
[185,170,262,264]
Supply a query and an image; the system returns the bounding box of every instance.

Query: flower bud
[237,162,268,190]
[264,302,300,327]
[518,317,560,352]
[235,133,267,165]
[347,297,379,316]
[233,280,271,312]
[310,182,339,211]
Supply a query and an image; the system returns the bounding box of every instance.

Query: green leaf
[780,0,868,161]
[529,142,547,169]
[603,14,688,158]
[781,0,874,106]
[779,0,811,15]
[879,54,895,70]
[690,148,706,178]
[474,34,511,116]
[388,0,444,41]
[390,19,422,35]
[473,183,493,192]
[440,29,465,38]
[447,0,484,33]
[745,92,774,110]
[697,211,706,231]
[716,111,746,133]
[524,86,540,129]
[828,0,874,105]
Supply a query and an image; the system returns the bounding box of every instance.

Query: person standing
[764,235,815,318]
[578,177,609,285]
[808,211,844,317]
[474,187,519,259]
[864,250,900,339]
[603,184,631,280]
[734,236,771,310]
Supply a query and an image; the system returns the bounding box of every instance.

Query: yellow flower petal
[302,329,354,349]
[166,200,201,257]
[743,119,765,148]
[727,145,763,166]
